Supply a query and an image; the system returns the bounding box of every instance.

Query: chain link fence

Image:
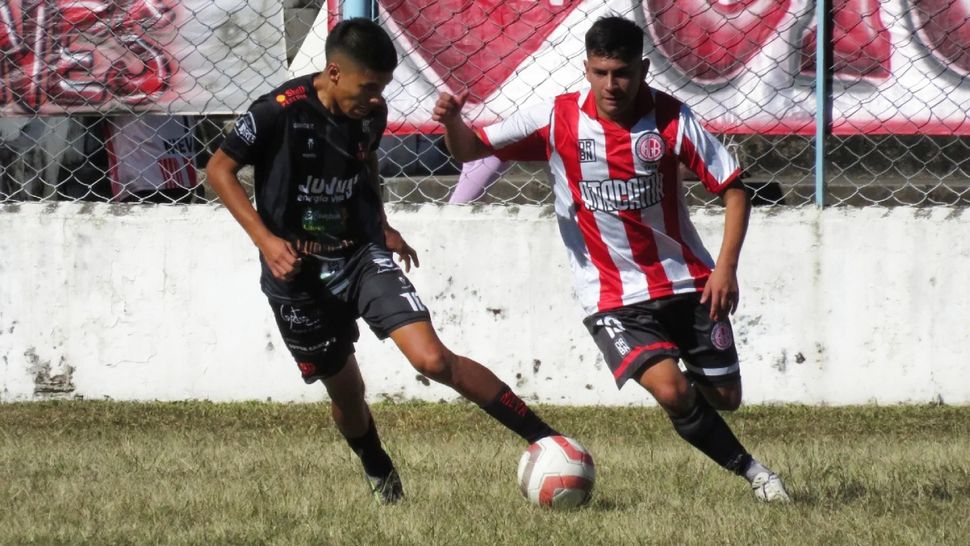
[1,0,967,207]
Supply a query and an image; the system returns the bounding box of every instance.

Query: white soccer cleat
[750,472,791,503]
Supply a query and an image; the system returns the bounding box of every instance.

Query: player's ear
[325,61,341,83]
[641,56,650,76]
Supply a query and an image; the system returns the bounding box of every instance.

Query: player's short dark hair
[325,18,398,73]
[585,16,644,62]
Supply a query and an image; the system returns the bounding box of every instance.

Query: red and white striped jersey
[477,86,741,314]
[104,115,199,201]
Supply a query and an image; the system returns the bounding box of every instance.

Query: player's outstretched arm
[433,91,491,163]
[205,149,301,281]
[701,181,750,320]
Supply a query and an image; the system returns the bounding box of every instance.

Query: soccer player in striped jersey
[434,16,790,502]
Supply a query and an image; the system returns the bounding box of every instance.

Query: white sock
[743,458,771,482]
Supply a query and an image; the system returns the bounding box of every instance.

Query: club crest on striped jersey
[635,132,665,164]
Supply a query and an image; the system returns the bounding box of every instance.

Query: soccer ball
[516,435,595,508]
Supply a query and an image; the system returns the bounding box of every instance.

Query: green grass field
[1,402,968,545]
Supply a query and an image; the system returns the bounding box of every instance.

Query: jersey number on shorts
[596,316,631,357]
[595,316,625,339]
[401,291,427,312]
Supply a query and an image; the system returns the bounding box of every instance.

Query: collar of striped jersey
[581,83,655,125]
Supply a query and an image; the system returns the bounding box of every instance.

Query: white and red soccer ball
[516,435,595,508]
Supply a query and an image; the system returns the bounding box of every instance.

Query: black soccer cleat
[367,468,404,505]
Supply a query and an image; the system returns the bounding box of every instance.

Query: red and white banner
[0,0,286,115]
[291,0,970,135]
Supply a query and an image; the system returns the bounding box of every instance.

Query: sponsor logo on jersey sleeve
[234,112,257,145]
[275,85,309,107]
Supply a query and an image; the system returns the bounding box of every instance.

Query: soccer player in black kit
[205,18,559,504]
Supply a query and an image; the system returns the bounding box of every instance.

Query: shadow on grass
[587,496,629,511]
[794,475,967,507]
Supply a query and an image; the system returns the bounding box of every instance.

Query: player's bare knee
[408,346,454,383]
[707,391,741,411]
[649,383,693,413]
[702,386,742,411]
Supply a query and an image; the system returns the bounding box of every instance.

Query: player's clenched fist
[432,91,469,124]
[258,234,302,281]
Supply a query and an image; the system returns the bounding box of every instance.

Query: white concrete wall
[1,203,967,405]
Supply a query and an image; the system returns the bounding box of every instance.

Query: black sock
[344,417,394,478]
[668,393,751,475]
[480,384,558,443]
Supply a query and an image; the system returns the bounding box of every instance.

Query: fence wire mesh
[0,0,967,207]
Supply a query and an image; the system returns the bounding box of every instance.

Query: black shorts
[583,293,740,389]
[268,244,431,384]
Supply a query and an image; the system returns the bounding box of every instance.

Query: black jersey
[220,74,387,301]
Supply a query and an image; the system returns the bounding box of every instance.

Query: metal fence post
[342,0,374,20]
[814,0,828,208]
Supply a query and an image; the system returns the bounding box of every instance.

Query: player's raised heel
[750,471,791,503]
[367,468,404,505]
